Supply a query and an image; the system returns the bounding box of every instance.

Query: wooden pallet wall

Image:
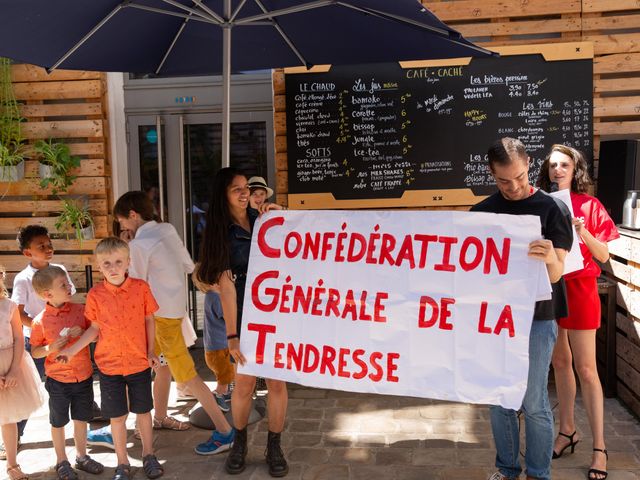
[0,65,110,298]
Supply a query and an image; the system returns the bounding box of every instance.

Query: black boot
[225,427,247,474]
[265,431,288,477]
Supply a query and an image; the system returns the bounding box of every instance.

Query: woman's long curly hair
[537,144,592,194]
[196,167,244,285]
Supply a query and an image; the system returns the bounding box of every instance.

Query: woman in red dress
[538,144,619,480]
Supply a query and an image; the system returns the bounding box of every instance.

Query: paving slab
[3,346,639,479]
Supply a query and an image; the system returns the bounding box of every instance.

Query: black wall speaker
[597,140,640,224]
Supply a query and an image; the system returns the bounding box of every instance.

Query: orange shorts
[204,348,235,385]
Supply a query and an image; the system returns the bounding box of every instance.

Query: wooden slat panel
[617,381,640,417]
[583,13,640,31]
[595,53,640,74]
[0,239,100,252]
[454,17,581,37]
[275,135,287,154]
[274,111,286,136]
[583,0,640,13]
[22,143,105,157]
[609,236,632,260]
[617,312,640,346]
[0,254,95,272]
[23,159,106,178]
[274,95,286,112]
[11,65,101,83]
[0,216,108,238]
[607,258,632,283]
[595,77,640,93]
[12,80,102,100]
[618,332,640,370]
[0,199,108,216]
[595,120,640,136]
[20,102,103,118]
[594,95,640,117]
[424,0,580,21]
[22,120,103,139]
[273,70,285,95]
[617,353,640,397]
[0,177,106,196]
[584,33,640,55]
[275,152,288,171]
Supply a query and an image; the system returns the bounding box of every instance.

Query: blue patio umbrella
[0,0,495,164]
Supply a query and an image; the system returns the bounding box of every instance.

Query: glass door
[128,111,274,330]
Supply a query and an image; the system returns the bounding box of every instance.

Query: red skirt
[558,275,601,330]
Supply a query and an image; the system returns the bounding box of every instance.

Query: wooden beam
[0,177,107,196]
[583,0,640,13]
[21,120,104,140]
[0,199,108,215]
[11,64,101,82]
[12,80,103,101]
[20,102,103,118]
[594,95,640,117]
[425,0,580,22]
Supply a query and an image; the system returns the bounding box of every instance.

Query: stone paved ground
[3,346,639,480]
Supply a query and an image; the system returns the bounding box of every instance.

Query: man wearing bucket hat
[248,177,274,209]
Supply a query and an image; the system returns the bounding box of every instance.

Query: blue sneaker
[87,426,115,450]
[194,429,235,455]
[214,392,230,412]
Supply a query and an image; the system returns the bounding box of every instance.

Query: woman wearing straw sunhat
[247,176,273,209]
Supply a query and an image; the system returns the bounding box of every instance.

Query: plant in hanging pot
[55,199,95,244]
[0,140,26,182]
[0,56,25,182]
[34,139,80,194]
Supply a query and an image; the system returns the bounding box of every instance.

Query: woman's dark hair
[196,167,244,285]
[537,144,592,194]
[113,191,156,221]
[487,137,528,171]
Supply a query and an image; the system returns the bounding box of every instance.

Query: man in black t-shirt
[471,138,572,480]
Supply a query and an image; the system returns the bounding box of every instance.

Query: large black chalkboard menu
[285,42,593,209]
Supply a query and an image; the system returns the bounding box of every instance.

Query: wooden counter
[603,227,640,417]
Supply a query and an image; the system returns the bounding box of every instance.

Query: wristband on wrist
[227,333,239,340]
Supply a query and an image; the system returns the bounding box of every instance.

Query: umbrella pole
[222,0,231,168]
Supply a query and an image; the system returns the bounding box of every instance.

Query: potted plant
[34,138,80,194]
[55,198,94,243]
[0,57,25,182]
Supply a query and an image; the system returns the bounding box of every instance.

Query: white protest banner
[550,189,583,275]
[238,210,545,409]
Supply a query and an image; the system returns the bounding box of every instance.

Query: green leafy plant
[0,57,25,169]
[55,199,94,242]
[35,139,80,194]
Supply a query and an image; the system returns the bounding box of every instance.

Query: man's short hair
[113,191,155,221]
[32,265,67,294]
[487,137,528,171]
[17,225,50,252]
[95,237,129,256]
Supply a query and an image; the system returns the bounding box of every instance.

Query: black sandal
[142,454,164,479]
[113,464,130,480]
[588,448,608,480]
[55,460,78,480]
[75,455,104,475]
[552,430,579,459]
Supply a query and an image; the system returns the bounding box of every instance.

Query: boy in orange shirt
[58,237,163,480]
[30,266,104,480]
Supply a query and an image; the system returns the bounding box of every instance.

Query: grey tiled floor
[3,346,639,479]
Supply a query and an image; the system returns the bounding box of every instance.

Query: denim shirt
[228,207,258,330]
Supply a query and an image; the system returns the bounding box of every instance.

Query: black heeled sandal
[587,448,608,480]
[552,430,579,459]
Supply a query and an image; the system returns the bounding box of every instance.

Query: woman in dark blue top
[197,167,288,477]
